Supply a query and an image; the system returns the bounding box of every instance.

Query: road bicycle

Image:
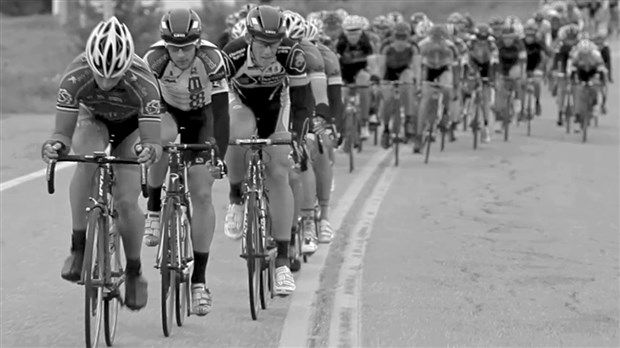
[46,147,148,348]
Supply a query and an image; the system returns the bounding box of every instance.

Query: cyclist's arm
[51,59,84,149]
[50,109,79,150]
[284,43,311,139]
[304,44,330,118]
[203,46,231,157]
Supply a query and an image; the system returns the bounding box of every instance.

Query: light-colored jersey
[316,42,343,85]
[299,38,326,80]
[144,40,228,111]
[418,37,458,69]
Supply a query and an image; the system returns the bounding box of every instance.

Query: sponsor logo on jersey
[289,48,306,73]
[57,88,73,105]
[145,99,162,114]
[228,48,245,60]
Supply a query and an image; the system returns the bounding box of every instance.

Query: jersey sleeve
[142,42,169,79]
[56,54,91,113]
[128,57,163,145]
[196,42,230,95]
[280,41,309,87]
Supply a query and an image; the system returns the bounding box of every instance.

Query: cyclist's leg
[263,91,296,295]
[509,65,523,117]
[312,133,334,243]
[356,70,372,138]
[63,106,108,282]
[112,114,175,310]
[223,92,255,240]
[300,133,319,253]
[556,74,567,125]
[144,110,178,246]
[185,116,217,316]
[494,75,509,131]
[400,68,416,137]
[379,83,394,147]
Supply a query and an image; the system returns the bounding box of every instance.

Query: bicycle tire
[527,92,532,137]
[104,210,122,347]
[289,222,302,272]
[394,135,399,166]
[84,209,105,348]
[258,195,269,310]
[175,208,189,327]
[244,194,261,320]
[473,104,479,150]
[582,112,589,143]
[424,125,432,164]
[565,102,572,134]
[160,202,176,337]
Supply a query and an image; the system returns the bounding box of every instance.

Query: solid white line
[327,165,396,348]
[0,163,75,192]
[278,149,391,348]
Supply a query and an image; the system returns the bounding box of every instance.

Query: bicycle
[420,81,448,164]
[229,135,299,320]
[380,80,415,166]
[556,72,575,134]
[465,76,491,150]
[155,141,221,337]
[342,84,365,173]
[497,75,521,142]
[522,77,537,137]
[573,79,598,143]
[46,147,148,348]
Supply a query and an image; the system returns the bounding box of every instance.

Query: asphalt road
[2,43,619,347]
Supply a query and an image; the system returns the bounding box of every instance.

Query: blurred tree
[0,0,52,16]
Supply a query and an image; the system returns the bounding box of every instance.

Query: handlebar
[46,153,148,198]
[229,138,293,147]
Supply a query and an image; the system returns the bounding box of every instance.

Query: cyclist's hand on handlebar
[312,115,328,135]
[135,143,162,167]
[41,140,67,163]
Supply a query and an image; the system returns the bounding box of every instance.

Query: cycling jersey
[366,30,383,53]
[599,44,612,75]
[336,32,374,83]
[468,37,498,64]
[553,42,576,72]
[223,37,309,137]
[299,38,326,82]
[569,48,606,81]
[523,39,550,71]
[316,42,343,86]
[496,40,527,75]
[418,37,458,69]
[53,53,162,147]
[381,40,416,80]
[144,40,228,112]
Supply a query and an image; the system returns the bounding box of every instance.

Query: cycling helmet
[361,16,371,31]
[238,3,255,18]
[373,15,391,30]
[393,21,411,36]
[85,16,134,79]
[574,38,598,52]
[428,24,449,40]
[474,23,493,39]
[533,10,545,22]
[335,9,349,22]
[445,23,456,36]
[342,15,365,31]
[447,12,464,24]
[226,13,238,28]
[245,5,286,43]
[231,20,247,39]
[591,32,606,46]
[410,12,428,24]
[489,16,504,26]
[524,20,538,36]
[283,10,306,41]
[307,17,324,33]
[558,23,580,41]
[305,21,320,42]
[386,11,404,24]
[415,19,434,37]
[160,8,202,46]
[306,11,323,22]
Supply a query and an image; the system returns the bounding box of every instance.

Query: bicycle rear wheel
[565,101,572,134]
[424,124,433,164]
[244,194,261,320]
[258,195,270,309]
[472,107,479,150]
[84,209,105,348]
[527,93,532,137]
[582,112,589,143]
[160,202,176,337]
[104,210,122,346]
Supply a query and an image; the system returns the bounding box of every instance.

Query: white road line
[0,163,75,192]
[278,149,391,348]
[327,165,397,348]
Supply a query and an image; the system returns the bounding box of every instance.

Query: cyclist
[222,5,311,295]
[306,20,343,244]
[591,32,612,114]
[564,0,586,29]
[533,10,554,47]
[567,38,608,127]
[490,16,506,40]
[494,21,527,133]
[552,23,581,126]
[41,16,163,311]
[142,9,229,316]
[377,21,419,148]
[282,10,330,254]
[522,20,553,118]
[415,24,459,153]
[336,14,377,140]
[465,23,498,142]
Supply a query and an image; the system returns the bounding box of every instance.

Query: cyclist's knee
[161,112,178,144]
[113,171,141,212]
[356,70,371,86]
[229,97,256,140]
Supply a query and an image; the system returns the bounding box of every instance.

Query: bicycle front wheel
[244,194,261,320]
[84,209,105,348]
[104,211,122,346]
[160,202,176,337]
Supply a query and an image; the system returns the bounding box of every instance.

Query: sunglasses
[165,42,197,53]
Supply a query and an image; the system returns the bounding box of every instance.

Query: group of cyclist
[40,0,614,323]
